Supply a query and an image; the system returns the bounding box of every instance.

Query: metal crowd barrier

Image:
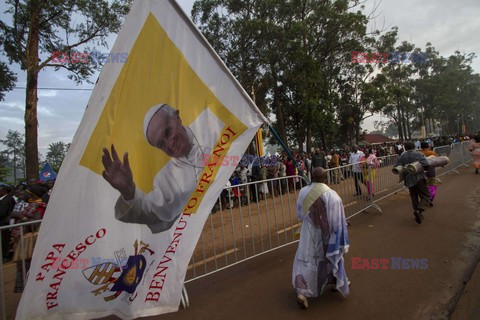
[185,156,405,283]
[0,220,42,320]
[433,141,471,176]
[185,175,307,283]
[1,143,473,318]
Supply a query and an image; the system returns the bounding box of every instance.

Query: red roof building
[360,134,396,145]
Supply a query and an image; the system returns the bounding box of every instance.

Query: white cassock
[114,108,225,233]
[292,183,350,297]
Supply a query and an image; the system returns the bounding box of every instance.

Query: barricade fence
[433,141,472,176]
[0,220,42,320]
[0,142,473,319]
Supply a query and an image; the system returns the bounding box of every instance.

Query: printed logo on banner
[82,240,155,303]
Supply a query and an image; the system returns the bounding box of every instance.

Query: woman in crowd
[420,142,440,205]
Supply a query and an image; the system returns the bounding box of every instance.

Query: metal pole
[268,125,310,184]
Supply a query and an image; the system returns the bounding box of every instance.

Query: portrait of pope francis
[101,103,224,233]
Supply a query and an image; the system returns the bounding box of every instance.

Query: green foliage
[193,0,375,150]
[0,129,26,184]
[0,62,16,101]
[0,152,11,183]
[45,141,70,172]
[193,1,479,146]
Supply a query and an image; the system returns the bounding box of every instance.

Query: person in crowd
[329,150,340,184]
[415,139,421,150]
[285,157,296,192]
[420,142,439,205]
[278,157,287,194]
[1,185,16,262]
[259,162,269,200]
[469,136,480,174]
[292,167,350,309]
[239,165,249,205]
[311,148,327,173]
[221,179,232,209]
[10,185,48,293]
[394,141,430,224]
[304,154,312,180]
[250,157,261,202]
[362,149,379,200]
[267,157,278,197]
[396,141,404,155]
[230,172,241,208]
[349,145,365,196]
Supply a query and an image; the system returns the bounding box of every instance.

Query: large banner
[16,1,266,319]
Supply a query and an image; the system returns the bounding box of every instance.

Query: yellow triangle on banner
[80,14,247,193]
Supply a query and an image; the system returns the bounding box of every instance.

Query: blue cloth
[293,183,350,298]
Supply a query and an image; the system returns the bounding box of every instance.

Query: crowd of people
[0,178,54,292]
[1,132,479,298]
[217,133,478,210]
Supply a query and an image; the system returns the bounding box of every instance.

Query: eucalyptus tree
[0,0,131,179]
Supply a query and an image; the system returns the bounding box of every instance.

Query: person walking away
[394,141,430,224]
[293,168,350,309]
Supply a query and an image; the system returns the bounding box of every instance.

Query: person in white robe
[292,167,350,309]
[102,104,224,233]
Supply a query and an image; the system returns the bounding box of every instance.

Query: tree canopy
[192,0,480,150]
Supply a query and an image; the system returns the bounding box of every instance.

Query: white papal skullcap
[143,103,177,145]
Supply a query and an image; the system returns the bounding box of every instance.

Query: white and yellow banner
[16,1,266,319]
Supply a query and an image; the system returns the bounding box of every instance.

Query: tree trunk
[320,129,327,152]
[396,105,403,141]
[25,5,41,180]
[400,109,408,141]
[273,86,287,144]
[405,112,412,140]
[306,123,312,153]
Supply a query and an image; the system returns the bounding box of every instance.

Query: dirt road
[155,166,480,320]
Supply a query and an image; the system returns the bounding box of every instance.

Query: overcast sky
[0,0,479,156]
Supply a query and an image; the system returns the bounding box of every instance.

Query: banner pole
[267,124,310,184]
